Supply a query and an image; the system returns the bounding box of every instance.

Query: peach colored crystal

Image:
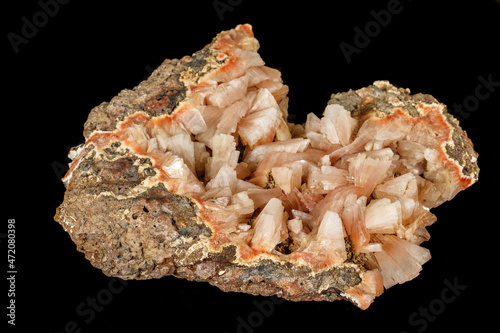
[55,24,479,309]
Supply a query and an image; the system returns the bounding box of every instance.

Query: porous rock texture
[55,24,479,309]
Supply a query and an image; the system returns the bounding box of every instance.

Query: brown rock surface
[55,24,479,309]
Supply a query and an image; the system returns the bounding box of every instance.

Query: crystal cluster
[55,24,479,309]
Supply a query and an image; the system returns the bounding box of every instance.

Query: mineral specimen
[55,24,479,309]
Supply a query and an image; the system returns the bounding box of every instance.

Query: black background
[4,0,499,332]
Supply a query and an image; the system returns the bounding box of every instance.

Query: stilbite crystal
[55,24,479,309]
